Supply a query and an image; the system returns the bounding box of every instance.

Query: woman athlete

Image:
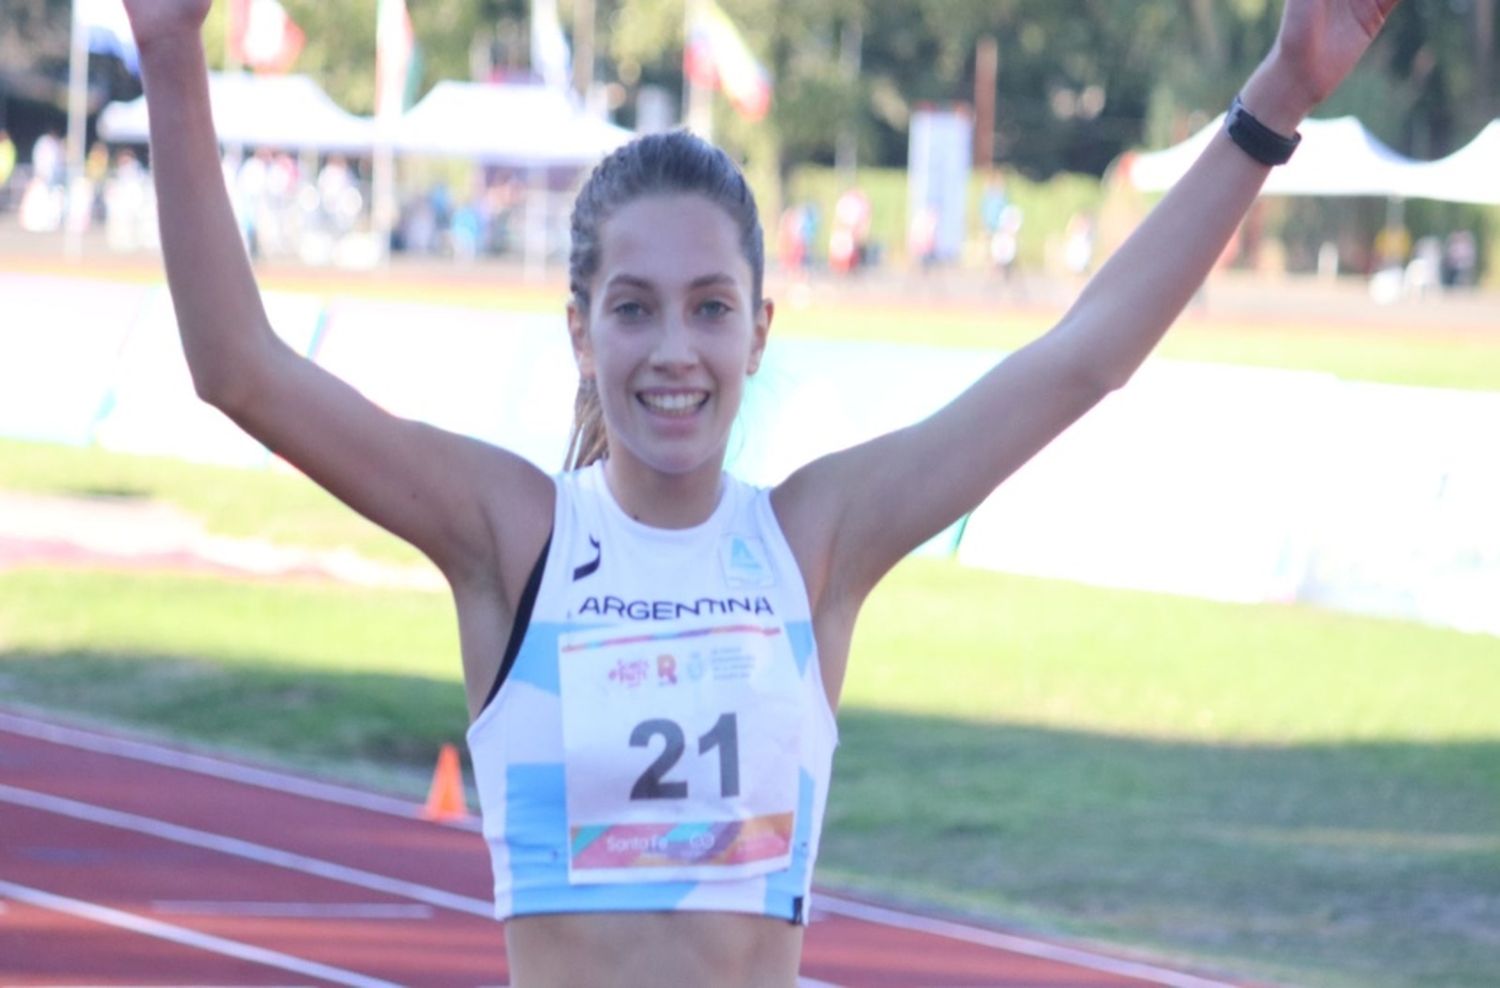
[121,0,1401,984]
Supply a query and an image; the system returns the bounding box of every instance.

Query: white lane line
[0,783,493,918]
[814,893,1244,988]
[0,879,403,988]
[0,709,480,831]
[152,901,436,920]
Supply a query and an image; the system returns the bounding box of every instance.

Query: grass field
[2,437,1498,987]
[0,438,423,565]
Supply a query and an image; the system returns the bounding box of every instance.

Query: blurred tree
[0,0,138,139]
[272,0,532,114]
[885,0,1190,176]
[607,0,865,212]
[1375,0,1499,154]
[1,0,1492,176]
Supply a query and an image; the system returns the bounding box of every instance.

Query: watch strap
[1226,95,1302,166]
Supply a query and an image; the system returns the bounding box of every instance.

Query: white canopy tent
[1128,114,1432,198]
[98,72,377,153]
[98,75,634,166]
[1406,120,1500,205]
[391,82,633,166]
[387,82,634,273]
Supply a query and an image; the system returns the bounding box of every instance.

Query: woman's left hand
[1267,0,1405,117]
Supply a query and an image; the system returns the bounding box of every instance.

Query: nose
[650,314,699,370]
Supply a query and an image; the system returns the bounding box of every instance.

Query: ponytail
[564,377,608,470]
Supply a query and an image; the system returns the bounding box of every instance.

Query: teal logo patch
[720,535,775,588]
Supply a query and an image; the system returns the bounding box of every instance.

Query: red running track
[0,710,1246,987]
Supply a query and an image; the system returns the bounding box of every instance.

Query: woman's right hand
[121,0,213,50]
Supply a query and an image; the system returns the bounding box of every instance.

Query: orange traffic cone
[421,743,469,822]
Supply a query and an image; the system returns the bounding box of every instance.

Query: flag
[685,0,771,121]
[228,0,306,74]
[76,0,139,75]
[377,0,421,118]
[531,0,573,92]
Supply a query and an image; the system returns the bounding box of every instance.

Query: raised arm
[122,1,552,585]
[778,0,1403,614]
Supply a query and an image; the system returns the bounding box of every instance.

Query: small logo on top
[719,535,774,588]
[573,535,602,582]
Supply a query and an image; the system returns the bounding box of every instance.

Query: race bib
[558,617,802,885]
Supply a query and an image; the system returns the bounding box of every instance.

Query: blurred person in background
[828,184,870,274]
[0,130,16,210]
[1442,229,1478,289]
[104,148,152,251]
[31,129,63,190]
[981,174,1024,278]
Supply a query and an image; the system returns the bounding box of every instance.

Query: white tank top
[466,462,839,923]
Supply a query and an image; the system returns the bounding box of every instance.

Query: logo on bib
[720,536,774,588]
[607,657,649,688]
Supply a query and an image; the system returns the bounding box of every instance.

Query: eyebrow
[603,272,741,293]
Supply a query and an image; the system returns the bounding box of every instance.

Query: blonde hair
[564,378,609,470]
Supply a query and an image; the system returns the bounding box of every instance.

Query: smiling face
[569,193,772,493]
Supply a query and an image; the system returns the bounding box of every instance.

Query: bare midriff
[505,910,804,987]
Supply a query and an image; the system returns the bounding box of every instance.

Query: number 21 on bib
[558,618,802,885]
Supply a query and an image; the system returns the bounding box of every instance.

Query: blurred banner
[376,0,419,118]
[684,0,772,122]
[531,0,573,92]
[228,0,306,75]
[5,269,1496,638]
[0,275,139,447]
[908,107,972,265]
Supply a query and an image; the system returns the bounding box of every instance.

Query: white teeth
[640,392,707,414]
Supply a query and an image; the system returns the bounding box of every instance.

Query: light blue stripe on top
[785,620,815,676]
[763,769,816,920]
[507,622,582,696]
[506,763,696,916]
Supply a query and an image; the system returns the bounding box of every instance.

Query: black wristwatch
[1226,95,1302,166]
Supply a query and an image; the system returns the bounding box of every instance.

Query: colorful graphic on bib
[608,658,649,688]
[561,623,782,654]
[570,812,794,873]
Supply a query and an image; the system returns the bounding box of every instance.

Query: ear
[567,300,595,379]
[747,297,774,375]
